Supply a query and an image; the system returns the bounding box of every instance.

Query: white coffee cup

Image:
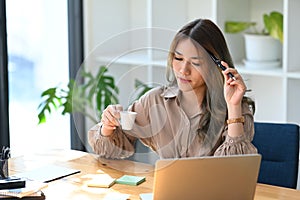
[119,111,137,130]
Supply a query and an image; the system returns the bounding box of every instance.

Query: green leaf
[37,65,120,124]
[40,87,56,97]
[38,111,46,124]
[263,11,283,43]
[37,85,69,124]
[62,101,72,114]
[225,21,256,33]
[134,79,153,100]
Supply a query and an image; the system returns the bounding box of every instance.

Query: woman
[88,19,257,159]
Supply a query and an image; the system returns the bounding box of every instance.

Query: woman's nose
[179,61,191,75]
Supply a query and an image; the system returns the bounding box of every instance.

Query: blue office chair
[252,122,299,189]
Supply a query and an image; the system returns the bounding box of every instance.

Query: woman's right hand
[100,104,123,136]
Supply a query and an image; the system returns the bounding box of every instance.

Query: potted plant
[37,66,119,124]
[37,65,152,124]
[225,11,283,69]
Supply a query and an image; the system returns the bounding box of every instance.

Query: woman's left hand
[221,61,247,106]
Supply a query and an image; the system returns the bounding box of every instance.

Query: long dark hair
[167,19,234,83]
[166,19,254,154]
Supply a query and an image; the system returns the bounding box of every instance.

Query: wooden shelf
[96,52,167,67]
[235,63,284,77]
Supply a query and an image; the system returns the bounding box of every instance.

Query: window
[6,0,70,156]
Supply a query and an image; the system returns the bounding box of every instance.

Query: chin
[178,83,194,92]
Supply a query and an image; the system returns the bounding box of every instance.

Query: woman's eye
[174,57,183,61]
[192,62,200,67]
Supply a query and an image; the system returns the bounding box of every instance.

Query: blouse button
[229,139,233,143]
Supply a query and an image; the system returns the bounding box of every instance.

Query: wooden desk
[8,149,300,200]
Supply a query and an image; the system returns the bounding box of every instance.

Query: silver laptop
[151,154,261,200]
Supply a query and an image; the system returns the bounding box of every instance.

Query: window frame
[0,0,85,150]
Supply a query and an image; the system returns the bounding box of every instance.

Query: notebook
[146,154,261,200]
[0,180,47,198]
[14,165,80,183]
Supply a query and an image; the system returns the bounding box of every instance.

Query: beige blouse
[88,86,257,159]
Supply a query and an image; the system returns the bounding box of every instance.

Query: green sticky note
[115,175,146,186]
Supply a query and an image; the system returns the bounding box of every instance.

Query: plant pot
[243,34,282,69]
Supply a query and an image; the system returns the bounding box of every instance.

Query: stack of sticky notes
[83,174,116,188]
[115,175,146,186]
[82,174,146,188]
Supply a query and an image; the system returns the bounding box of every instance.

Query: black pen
[4,148,10,160]
[1,147,10,160]
[207,51,236,80]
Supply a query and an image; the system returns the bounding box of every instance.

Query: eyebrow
[174,50,203,60]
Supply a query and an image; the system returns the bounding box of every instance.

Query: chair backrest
[252,122,299,189]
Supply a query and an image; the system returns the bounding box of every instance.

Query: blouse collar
[161,85,180,99]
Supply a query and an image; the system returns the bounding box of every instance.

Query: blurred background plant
[37,66,153,124]
[225,11,283,43]
[37,66,119,124]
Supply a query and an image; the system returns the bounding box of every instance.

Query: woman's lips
[178,77,191,83]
